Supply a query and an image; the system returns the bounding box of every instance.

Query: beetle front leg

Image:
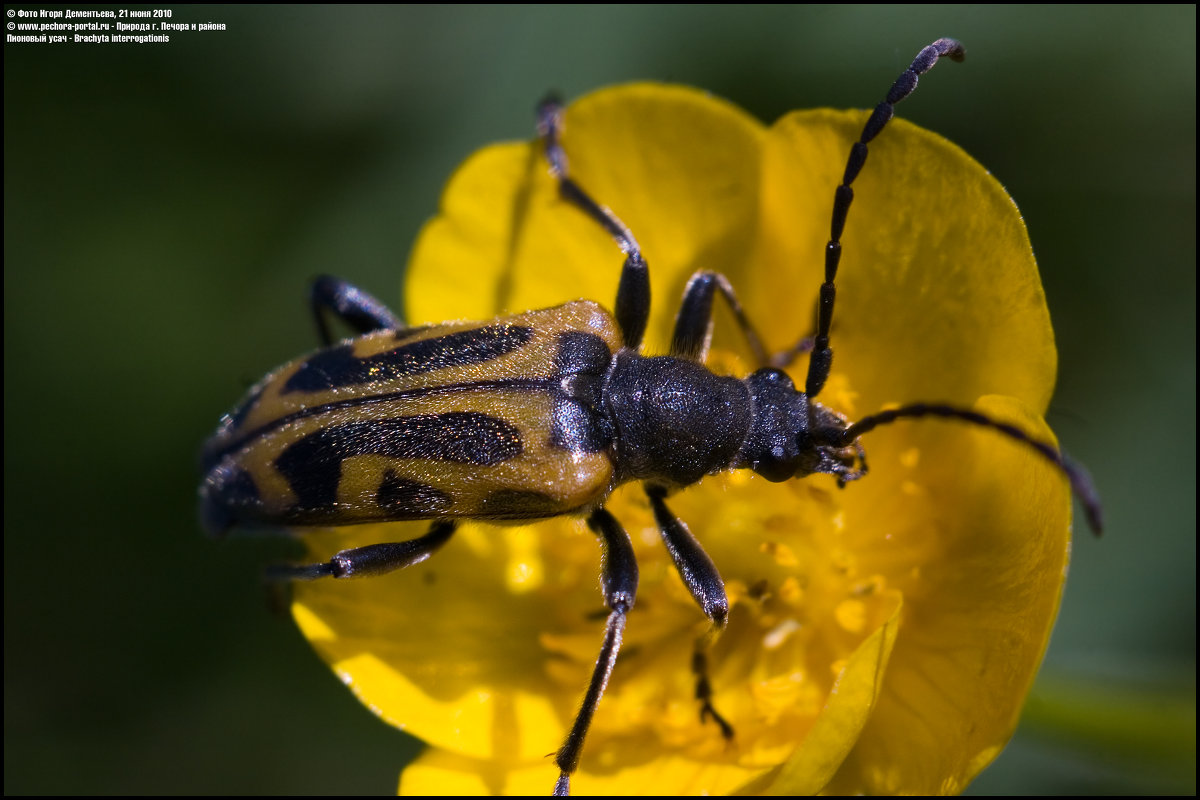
[554,508,639,796]
[766,296,820,369]
[646,485,727,625]
[310,274,406,346]
[267,521,455,581]
[645,485,735,740]
[693,642,734,740]
[769,334,815,370]
[671,270,769,366]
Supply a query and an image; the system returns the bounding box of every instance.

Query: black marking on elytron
[283,323,534,394]
[209,378,552,468]
[200,463,261,535]
[480,489,563,518]
[377,470,453,515]
[213,334,619,469]
[275,412,524,512]
[550,331,615,454]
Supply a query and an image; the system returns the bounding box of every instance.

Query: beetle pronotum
[200,38,1101,795]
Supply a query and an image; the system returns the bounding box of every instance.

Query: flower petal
[823,394,1072,794]
[766,590,902,794]
[293,522,593,761]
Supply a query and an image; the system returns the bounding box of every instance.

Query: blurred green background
[4,5,1194,795]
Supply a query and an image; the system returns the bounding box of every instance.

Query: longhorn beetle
[200,38,1102,795]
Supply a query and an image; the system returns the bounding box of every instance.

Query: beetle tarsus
[693,646,735,741]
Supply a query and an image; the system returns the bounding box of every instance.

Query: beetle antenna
[805,38,965,400]
[838,402,1103,535]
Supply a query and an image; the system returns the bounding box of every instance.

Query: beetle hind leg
[266,521,456,581]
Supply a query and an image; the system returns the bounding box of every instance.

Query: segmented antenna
[804,38,966,400]
[840,403,1104,535]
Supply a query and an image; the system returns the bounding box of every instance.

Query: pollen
[834,598,867,633]
[762,617,803,650]
[752,670,820,721]
[776,575,804,606]
[761,540,799,566]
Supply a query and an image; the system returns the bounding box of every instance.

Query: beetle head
[740,368,863,484]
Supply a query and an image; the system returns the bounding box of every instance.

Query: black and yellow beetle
[200,39,1101,795]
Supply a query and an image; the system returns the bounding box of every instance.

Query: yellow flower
[291,84,1072,795]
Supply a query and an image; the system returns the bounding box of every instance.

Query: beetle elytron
[200,38,1102,795]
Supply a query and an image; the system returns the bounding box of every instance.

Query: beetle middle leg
[554,508,639,796]
[537,95,650,351]
[266,520,456,581]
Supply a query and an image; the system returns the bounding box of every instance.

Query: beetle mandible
[199,38,1102,795]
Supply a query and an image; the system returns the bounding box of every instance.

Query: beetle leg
[536,95,650,351]
[554,508,639,796]
[646,486,728,626]
[645,485,736,741]
[769,334,815,370]
[671,266,817,370]
[671,270,769,366]
[309,274,405,346]
[266,521,455,581]
[764,296,819,369]
[693,642,734,740]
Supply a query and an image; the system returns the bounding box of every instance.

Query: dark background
[5,5,1194,795]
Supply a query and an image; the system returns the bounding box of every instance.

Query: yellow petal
[766,590,902,795]
[823,394,1071,794]
[399,747,554,796]
[294,521,599,761]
